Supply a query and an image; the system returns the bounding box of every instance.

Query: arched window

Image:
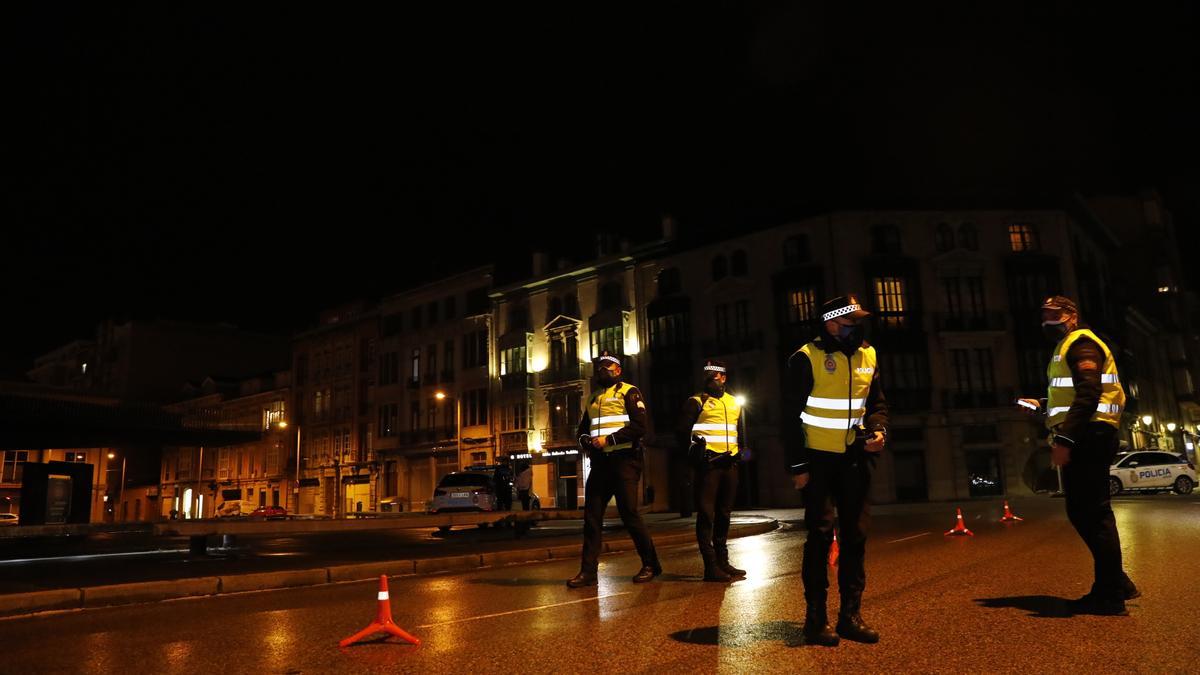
[731,250,748,276]
[935,223,954,252]
[712,255,728,281]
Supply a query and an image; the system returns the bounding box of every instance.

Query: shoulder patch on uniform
[636,400,646,409]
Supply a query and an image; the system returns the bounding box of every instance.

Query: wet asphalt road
[2,496,1198,674]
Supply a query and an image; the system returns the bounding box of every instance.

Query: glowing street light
[734,394,747,407]
[1167,422,1177,432]
[1142,415,1153,426]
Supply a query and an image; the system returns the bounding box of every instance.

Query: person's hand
[592,435,609,450]
[1016,398,1041,415]
[865,431,886,453]
[792,473,809,490]
[1050,442,1071,467]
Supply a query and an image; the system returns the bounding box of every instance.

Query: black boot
[716,550,746,577]
[566,570,598,588]
[1066,592,1128,616]
[837,594,880,643]
[702,555,732,582]
[632,562,662,584]
[802,600,839,647]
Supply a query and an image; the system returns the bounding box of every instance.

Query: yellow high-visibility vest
[799,342,877,453]
[587,382,635,452]
[1046,328,1124,430]
[689,392,741,455]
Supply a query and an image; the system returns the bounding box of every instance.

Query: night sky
[6,3,1200,377]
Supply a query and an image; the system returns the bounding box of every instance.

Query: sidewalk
[0,512,778,618]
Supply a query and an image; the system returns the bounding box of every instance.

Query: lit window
[873,277,907,327]
[1008,223,1039,252]
[81,362,88,374]
[788,288,817,324]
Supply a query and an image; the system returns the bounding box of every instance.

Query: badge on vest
[824,356,836,373]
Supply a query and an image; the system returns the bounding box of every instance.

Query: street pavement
[2,495,1197,674]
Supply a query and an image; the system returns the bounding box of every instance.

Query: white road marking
[887,532,931,544]
[416,591,632,628]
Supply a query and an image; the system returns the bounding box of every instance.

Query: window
[63,451,87,463]
[411,308,422,330]
[870,225,902,254]
[382,313,403,337]
[879,351,930,393]
[314,390,324,416]
[649,312,689,351]
[501,398,530,431]
[427,398,437,430]
[501,345,527,375]
[783,235,810,267]
[787,287,817,324]
[935,223,954,252]
[1017,348,1049,393]
[427,301,439,325]
[444,296,456,320]
[1008,223,1039,252]
[508,306,530,332]
[715,304,731,340]
[411,349,421,383]
[712,255,728,281]
[731,250,748,276]
[590,325,623,359]
[379,351,399,386]
[378,404,398,437]
[463,330,488,368]
[599,283,623,310]
[3,450,29,483]
[715,302,749,340]
[410,402,420,431]
[873,276,908,327]
[657,268,682,296]
[548,296,563,319]
[444,340,455,374]
[262,399,286,430]
[959,222,978,250]
[943,277,986,318]
[426,344,437,378]
[950,348,995,394]
[464,388,489,427]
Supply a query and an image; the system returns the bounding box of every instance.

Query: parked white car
[1109,451,1196,496]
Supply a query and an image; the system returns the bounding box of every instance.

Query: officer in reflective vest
[566,350,662,588]
[678,359,747,582]
[1017,295,1138,615]
[785,294,888,646]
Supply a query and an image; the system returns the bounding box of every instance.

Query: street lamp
[1167,422,1177,432]
[274,420,302,516]
[1142,414,1154,426]
[435,390,463,465]
[106,451,126,522]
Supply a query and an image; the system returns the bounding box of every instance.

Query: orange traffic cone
[828,529,840,567]
[944,508,974,536]
[1000,500,1023,522]
[339,575,421,648]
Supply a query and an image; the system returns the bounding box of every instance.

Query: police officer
[567,350,662,588]
[785,294,888,646]
[1017,295,1138,615]
[678,359,747,582]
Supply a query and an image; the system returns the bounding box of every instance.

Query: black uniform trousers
[1061,422,1128,600]
[694,456,738,560]
[581,450,659,572]
[801,442,874,605]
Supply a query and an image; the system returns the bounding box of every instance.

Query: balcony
[933,312,1007,333]
[501,372,535,392]
[701,331,764,356]
[499,430,533,456]
[544,425,580,447]
[397,426,456,446]
[539,363,589,387]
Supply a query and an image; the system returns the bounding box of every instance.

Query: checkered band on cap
[822,304,862,322]
[598,355,621,366]
[703,364,727,373]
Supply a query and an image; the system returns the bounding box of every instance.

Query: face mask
[1042,319,1070,342]
[596,370,618,387]
[705,379,725,396]
[835,323,864,349]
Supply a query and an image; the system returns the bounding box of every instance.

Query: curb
[0,518,777,619]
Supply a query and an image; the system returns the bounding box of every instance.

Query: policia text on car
[566,351,662,588]
[785,294,889,646]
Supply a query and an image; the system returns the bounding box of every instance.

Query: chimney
[661,214,677,241]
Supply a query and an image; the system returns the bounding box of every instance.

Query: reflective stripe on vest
[588,383,635,451]
[1045,328,1126,430]
[798,342,877,453]
[689,392,741,455]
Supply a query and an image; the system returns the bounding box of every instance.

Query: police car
[1109,451,1196,496]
